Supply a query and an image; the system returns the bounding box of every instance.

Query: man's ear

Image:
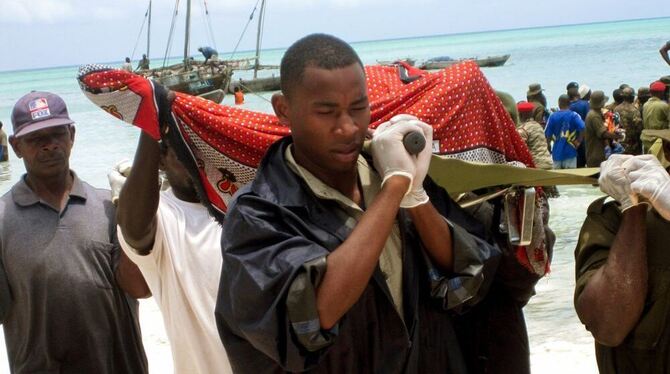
[271,93,290,126]
[8,135,21,159]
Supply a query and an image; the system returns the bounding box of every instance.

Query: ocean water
[1,17,669,373]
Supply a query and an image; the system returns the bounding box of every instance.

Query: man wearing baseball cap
[0,91,148,373]
[642,81,670,152]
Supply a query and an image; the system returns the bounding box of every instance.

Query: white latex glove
[624,155,670,220]
[598,154,638,211]
[371,115,433,208]
[389,114,433,208]
[108,159,132,205]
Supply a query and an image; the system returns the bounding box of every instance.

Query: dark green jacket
[575,197,670,373]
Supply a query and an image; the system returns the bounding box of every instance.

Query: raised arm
[315,176,409,329]
[116,131,161,254]
[407,203,454,270]
[660,42,670,67]
[316,116,458,329]
[575,205,647,346]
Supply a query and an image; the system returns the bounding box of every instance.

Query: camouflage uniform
[604,102,620,113]
[530,100,547,126]
[614,102,643,155]
[517,119,553,170]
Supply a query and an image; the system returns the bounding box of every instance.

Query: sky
[1,0,669,72]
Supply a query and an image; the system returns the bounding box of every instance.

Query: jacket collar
[251,137,353,242]
[250,136,328,209]
[12,171,87,207]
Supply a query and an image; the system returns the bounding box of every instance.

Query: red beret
[517,101,534,113]
[650,81,666,92]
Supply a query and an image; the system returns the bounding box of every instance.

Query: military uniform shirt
[642,97,669,130]
[614,102,643,155]
[575,197,670,373]
[585,110,608,167]
[517,119,553,170]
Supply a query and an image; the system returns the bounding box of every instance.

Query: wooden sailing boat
[135,0,233,103]
[228,0,281,94]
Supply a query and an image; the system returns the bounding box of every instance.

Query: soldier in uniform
[642,81,670,151]
[636,87,651,116]
[517,101,557,197]
[516,101,553,170]
[614,87,643,155]
[604,89,623,112]
[496,90,520,127]
[574,133,670,373]
[526,83,548,127]
[584,91,623,167]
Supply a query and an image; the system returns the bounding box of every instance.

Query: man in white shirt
[112,111,231,373]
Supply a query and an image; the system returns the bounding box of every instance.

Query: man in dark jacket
[215,33,499,373]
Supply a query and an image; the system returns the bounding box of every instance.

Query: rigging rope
[130,2,151,61]
[229,0,261,59]
[202,0,217,50]
[163,0,181,68]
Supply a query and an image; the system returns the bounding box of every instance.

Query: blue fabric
[545,110,585,161]
[569,100,590,121]
[199,46,218,59]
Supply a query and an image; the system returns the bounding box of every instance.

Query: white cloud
[0,0,148,23]
[1,0,76,23]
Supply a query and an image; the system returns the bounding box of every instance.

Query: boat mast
[253,0,266,79]
[147,0,152,58]
[184,0,192,69]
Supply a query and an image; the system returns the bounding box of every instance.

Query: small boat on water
[133,0,233,104]
[226,0,281,94]
[228,75,280,94]
[419,54,510,70]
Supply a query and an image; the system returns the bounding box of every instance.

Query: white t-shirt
[118,189,231,374]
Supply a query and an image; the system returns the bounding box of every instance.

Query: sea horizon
[2,15,668,74]
[1,16,669,372]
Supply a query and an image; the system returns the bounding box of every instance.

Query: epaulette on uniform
[587,196,612,215]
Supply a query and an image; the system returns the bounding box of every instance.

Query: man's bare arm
[575,205,647,346]
[408,203,454,271]
[660,42,670,66]
[116,132,161,255]
[116,251,151,298]
[316,176,408,329]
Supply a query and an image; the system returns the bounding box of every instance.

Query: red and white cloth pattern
[78,61,547,276]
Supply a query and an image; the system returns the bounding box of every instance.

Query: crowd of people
[503,79,670,174]
[0,33,669,374]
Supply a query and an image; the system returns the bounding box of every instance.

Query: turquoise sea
[1,17,670,373]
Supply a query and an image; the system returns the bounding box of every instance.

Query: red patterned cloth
[78,61,547,275]
[79,62,532,208]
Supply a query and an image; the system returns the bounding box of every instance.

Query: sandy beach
[2,13,670,373]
